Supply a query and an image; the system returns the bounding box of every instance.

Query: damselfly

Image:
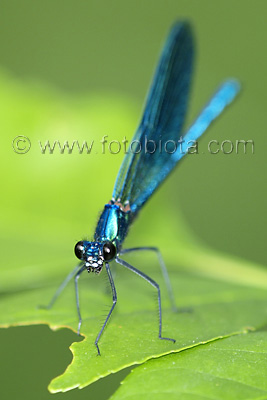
[42,22,240,355]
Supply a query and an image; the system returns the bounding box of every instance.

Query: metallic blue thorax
[94,204,131,249]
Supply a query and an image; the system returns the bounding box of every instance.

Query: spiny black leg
[116,256,175,343]
[38,263,82,310]
[75,265,86,335]
[95,263,117,356]
[120,247,177,311]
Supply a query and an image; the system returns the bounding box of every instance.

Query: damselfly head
[74,240,117,273]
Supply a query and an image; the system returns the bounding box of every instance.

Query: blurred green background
[0,0,266,399]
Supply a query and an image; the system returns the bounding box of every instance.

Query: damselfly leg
[38,263,82,310]
[116,256,176,344]
[120,247,177,312]
[75,265,86,335]
[95,263,117,355]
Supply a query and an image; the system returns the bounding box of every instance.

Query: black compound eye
[103,241,116,261]
[74,241,84,260]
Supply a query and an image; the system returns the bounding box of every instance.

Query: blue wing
[112,22,240,214]
[112,22,193,206]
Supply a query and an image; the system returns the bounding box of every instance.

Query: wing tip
[170,20,192,37]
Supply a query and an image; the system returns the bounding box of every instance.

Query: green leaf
[110,330,267,400]
[0,269,267,392]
